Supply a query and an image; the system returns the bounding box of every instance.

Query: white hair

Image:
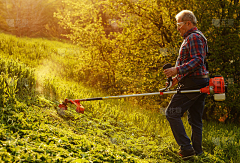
[175,10,197,26]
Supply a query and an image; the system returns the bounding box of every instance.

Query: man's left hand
[164,67,178,78]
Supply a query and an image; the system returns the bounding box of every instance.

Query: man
[163,10,209,160]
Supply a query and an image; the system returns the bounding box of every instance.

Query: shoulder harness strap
[191,31,208,53]
[190,31,210,70]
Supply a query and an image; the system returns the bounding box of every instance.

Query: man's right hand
[166,77,178,88]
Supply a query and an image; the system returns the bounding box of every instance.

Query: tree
[55,0,240,122]
[1,0,63,37]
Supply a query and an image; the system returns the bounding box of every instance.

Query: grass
[0,32,239,162]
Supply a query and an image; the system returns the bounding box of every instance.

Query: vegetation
[0,0,239,162]
[54,0,240,122]
[1,0,239,122]
[0,0,65,38]
[0,33,239,162]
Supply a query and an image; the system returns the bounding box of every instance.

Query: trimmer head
[58,103,68,110]
[58,99,85,114]
[70,100,85,114]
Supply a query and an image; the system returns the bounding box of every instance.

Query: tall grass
[0,33,239,162]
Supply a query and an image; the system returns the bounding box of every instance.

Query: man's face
[177,18,189,36]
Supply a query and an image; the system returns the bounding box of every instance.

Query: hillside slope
[0,33,239,163]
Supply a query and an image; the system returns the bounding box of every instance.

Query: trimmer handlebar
[163,63,173,90]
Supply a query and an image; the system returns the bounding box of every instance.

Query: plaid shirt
[176,27,209,81]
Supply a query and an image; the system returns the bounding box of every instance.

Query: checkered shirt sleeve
[176,30,208,81]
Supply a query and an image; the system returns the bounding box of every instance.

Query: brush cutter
[58,64,227,114]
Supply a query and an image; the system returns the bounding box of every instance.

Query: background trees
[54,0,240,122]
[0,0,64,37]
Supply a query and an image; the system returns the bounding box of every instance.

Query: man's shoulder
[189,30,207,41]
[185,33,201,42]
[186,31,207,43]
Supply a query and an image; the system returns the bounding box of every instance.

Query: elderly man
[163,10,209,160]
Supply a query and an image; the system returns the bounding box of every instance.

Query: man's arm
[176,34,206,75]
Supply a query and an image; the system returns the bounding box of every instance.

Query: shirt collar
[183,27,198,39]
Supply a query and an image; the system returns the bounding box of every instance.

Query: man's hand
[164,67,178,88]
[164,67,178,78]
[166,77,178,88]
[171,77,178,87]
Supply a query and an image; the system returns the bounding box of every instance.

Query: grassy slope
[0,33,239,163]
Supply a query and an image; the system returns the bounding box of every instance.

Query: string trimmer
[58,64,227,114]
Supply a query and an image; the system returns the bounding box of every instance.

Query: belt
[189,74,209,79]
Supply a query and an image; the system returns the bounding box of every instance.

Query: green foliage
[54,0,240,122]
[193,0,240,123]
[53,0,180,109]
[0,0,65,38]
[0,58,36,107]
[0,0,239,161]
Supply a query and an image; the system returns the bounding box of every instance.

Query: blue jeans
[165,77,209,155]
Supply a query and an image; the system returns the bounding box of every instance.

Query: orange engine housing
[200,76,225,94]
